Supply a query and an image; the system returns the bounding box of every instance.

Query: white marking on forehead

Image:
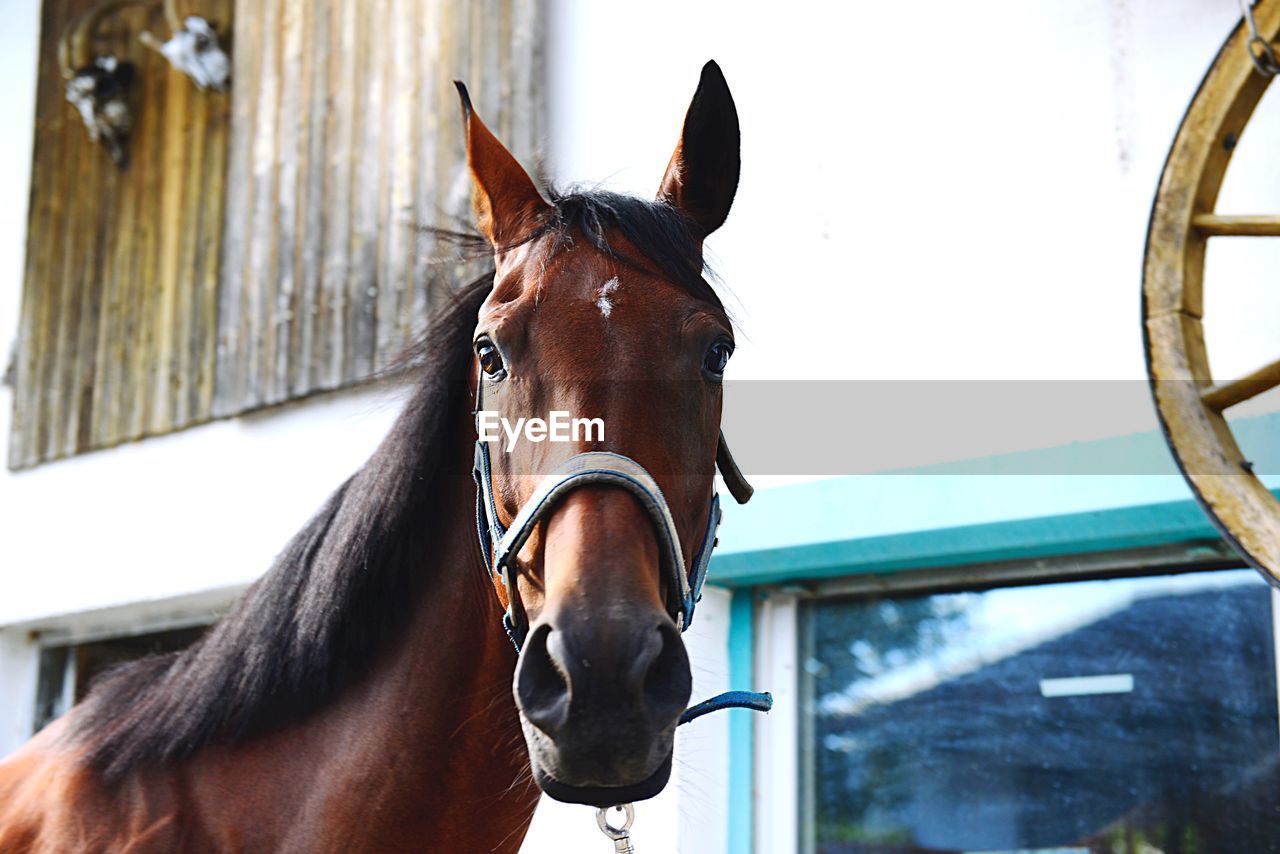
[595,276,620,319]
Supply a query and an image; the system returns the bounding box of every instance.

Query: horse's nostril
[516,623,570,735]
[516,619,692,740]
[642,623,692,724]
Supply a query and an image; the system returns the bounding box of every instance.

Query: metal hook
[57,0,158,79]
[595,803,636,853]
[1238,0,1280,76]
[57,0,168,166]
[139,0,231,91]
[58,0,155,167]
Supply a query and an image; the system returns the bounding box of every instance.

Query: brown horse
[0,60,748,851]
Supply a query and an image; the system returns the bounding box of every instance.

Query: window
[34,625,207,733]
[798,568,1279,853]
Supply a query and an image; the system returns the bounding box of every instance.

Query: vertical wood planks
[11,0,544,467]
[10,0,233,468]
[212,0,545,417]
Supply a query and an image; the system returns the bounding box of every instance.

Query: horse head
[459,61,742,806]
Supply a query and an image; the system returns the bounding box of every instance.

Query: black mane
[75,189,715,781]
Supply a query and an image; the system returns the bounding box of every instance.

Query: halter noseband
[472,374,751,647]
[471,375,770,724]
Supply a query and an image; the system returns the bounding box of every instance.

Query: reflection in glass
[799,569,1279,853]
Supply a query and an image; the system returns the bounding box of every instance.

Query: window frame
[16,585,241,739]
[750,547,1280,854]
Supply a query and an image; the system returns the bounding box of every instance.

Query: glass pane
[70,625,207,703]
[799,569,1279,853]
[33,646,71,733]
[31,625,208,734]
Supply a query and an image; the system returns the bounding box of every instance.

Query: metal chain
[1239,0,1280,76]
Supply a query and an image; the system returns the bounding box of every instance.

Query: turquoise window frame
[711,410,1280,850]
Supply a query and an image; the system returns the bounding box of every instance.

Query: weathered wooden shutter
[213,0,543,414]
[10,0,234,469]
[8,0,543,468]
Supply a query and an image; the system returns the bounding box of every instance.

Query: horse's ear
[454,81,551,247]
[657,60,740,239]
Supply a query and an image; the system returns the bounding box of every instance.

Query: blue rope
[501,613,523,652]
[679,690,773,725]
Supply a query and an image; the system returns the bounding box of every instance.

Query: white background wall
[1,0,1278,851]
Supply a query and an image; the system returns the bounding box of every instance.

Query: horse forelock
[534,187,723,311]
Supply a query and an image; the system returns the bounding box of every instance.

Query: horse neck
[191,435,541,849]
[355,482,537,838]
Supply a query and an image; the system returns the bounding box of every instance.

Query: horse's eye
[476,339,506,380]
[703,340,733,380]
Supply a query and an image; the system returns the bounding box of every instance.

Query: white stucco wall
[547,0,1279,384]
[1,1,1278,851]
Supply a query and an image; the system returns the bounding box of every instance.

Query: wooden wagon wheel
[1144,0,1280,582]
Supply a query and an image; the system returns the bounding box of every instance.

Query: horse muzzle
[514,614,692,805]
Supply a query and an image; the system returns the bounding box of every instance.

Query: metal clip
[140,15,231,92]
[595,803,636,853]
[1239,0,1280,76]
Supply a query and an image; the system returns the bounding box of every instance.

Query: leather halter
[471,374,753,649]
[470,373,771,726]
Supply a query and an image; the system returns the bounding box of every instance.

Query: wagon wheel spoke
[1200,356,1280,410]
[1142,0,1280,582]
[1193,214,1280,236]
